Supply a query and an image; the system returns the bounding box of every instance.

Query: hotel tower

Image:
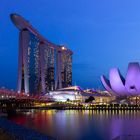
[10,13,73,95]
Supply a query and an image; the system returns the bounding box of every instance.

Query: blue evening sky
[1,0,140,90]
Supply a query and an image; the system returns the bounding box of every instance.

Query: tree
[67,98,70,102]
[85,96,95,103]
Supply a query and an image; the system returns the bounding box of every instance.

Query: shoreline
[18,103,140,111]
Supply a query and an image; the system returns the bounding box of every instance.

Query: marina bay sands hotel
[10,14,73,95]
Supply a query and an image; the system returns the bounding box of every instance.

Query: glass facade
[66,54,72,86]
[28,33,40,94]
[61,52,72,87]
[43,46,55,91]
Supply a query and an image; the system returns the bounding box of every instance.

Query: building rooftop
[10,13,73,54]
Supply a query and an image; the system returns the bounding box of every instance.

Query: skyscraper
[10,13,73,95]
[55,46,72,89]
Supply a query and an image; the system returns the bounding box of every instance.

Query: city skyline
[1,2,140,140]
[1,0,140,89]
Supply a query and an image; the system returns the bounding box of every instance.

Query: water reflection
[9,110,140,140]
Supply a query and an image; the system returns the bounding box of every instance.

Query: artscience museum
[101,62,140,96]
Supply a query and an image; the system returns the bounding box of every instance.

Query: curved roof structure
[101,62,140,96]
[57,86,83,91]
[10,13,73,54]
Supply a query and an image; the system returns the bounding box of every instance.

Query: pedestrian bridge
[0,88,53,113]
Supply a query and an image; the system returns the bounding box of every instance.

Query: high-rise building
[55,46,72,89]
[10,13,73,95]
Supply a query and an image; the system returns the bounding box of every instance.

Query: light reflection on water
[9,110,140,140]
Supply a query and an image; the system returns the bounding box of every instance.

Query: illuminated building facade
[49,86,114,103]
[101,62,140,96]
[11,13,73,95]
[55,46,72,89]
[61,47,72,87]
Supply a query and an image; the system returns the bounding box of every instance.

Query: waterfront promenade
[0,117,56,140]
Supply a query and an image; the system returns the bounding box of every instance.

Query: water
[9,110,140,140]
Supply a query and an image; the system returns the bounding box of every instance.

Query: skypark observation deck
[10,14,73,95]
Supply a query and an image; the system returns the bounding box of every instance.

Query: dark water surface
[9,110,140,140]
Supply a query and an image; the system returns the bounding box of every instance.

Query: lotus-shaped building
[101,62,140,96]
